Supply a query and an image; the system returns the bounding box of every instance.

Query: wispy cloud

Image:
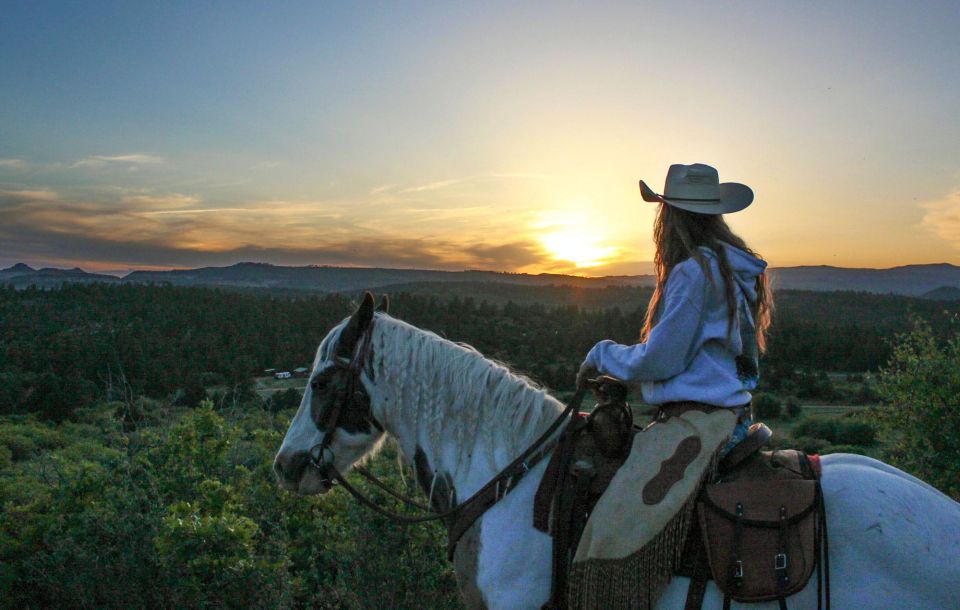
[122,194,200,208]
[0,188,555,272]
[401,178,465,193]
[396,172,555,194]
[0,189,60,204]
[0,158,27,170]
[73,154,165,169]
[920,189,960,248]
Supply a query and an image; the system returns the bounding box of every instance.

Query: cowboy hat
[639,163,753,215]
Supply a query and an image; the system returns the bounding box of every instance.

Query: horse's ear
[356,291,375,330]
[337,292,376,357]
[376,294,389,314]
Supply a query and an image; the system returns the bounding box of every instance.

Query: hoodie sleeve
[584,261,708,382]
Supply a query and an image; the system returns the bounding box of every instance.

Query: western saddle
[534,380,829,610]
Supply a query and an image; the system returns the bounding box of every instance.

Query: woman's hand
[576,362,600,390]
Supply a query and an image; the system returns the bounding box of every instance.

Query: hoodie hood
[721,243,767,303]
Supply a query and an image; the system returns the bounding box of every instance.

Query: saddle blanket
[569,407,737,609]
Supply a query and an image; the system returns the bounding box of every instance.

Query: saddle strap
[684,546,710,610]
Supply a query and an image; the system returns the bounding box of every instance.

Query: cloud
[73,154,165,169]
[122,194,201,208]
[0,159,27,170]
[0,189,60,205]
[920,190,960,248]
[0,188,556,273]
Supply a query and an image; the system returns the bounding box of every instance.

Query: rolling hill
[4,261,960,297]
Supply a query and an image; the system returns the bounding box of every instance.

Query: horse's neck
[371,321,564,498]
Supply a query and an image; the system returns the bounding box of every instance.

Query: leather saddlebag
[697,479,819,602]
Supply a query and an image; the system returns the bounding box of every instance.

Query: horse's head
[273,292,388,494]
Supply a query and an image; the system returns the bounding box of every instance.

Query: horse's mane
[369,313,564,475]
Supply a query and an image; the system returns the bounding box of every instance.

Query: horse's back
[657,453,959,610]
[818,453,960,609]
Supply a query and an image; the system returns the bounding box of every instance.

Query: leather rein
[307,317,585,554]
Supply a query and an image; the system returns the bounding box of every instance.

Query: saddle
[533,378,638,609]
[534,388,830,610]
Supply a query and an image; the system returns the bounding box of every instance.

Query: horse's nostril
[274,450,310,486]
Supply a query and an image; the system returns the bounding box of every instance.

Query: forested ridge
[2,282,956,422]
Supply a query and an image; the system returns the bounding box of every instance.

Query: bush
[264,387,302,414]
[791,436,829,454]
[792,416,837,442]
[752,393,781,419]
[833,420,877,446]
[793,415,877,447]
[0,402,460,609]
[822,444,866,455]
[783,396,802,420]
[873,320,960,499]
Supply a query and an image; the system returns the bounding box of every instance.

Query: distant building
[293,367,309,377]
[274,371,292,379]
[263,368,277,376]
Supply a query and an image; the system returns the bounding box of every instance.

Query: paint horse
[274,294,960,610]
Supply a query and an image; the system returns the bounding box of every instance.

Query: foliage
[783,396,802,419]
[3,284,960,421]
[752,392,781,419]
[791,436,830,454]
[792,415,877,447]
[873,319,960,500]
[821,444,866,455]
[0,404,459,609]
[265,387,303,414]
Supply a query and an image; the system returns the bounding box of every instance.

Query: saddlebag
[697,479,821,603]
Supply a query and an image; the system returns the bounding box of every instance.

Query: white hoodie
[584,243,767,407]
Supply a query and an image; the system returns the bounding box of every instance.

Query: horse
[274,294,960,610]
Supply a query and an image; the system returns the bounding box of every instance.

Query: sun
[540,229,618,269]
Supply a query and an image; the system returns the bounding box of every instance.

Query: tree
[873,320,960,500]
[752,392,781,419]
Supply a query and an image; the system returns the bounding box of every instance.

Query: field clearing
[254,376,308,399]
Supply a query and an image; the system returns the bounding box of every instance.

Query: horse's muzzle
[273,448,337,494]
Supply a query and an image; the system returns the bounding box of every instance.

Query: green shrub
[783,396,802,419]
[0,421,67,461]
[792,436,830,454]
[833,420,877,446]
[752,393,781,419]
[873,320,960,499]
[822,444,865,455]
[792,415,877,446]
[265,387,302,414]
[0,402,460,609]
[792,416,837,442]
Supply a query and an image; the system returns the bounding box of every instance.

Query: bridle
[308,319,382,487]
[305,314,586,556]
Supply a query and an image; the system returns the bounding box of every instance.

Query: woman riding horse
[571,163,773,607]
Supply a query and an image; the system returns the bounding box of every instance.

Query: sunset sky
[2,1,959,275]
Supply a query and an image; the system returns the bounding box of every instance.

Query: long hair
[640,203,773,351]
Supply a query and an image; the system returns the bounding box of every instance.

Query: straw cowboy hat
[639,163,753,215]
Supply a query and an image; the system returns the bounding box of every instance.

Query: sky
[1,1,959,276]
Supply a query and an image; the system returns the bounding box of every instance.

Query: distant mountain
[922,285,960,301]
[1,263,35,275]
[0,264,121,288]
[4,260,960,296]
[123,262,653,292]
[769,263,960,296]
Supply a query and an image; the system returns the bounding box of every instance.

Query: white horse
[274,295,960,610]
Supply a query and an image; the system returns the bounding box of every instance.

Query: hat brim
[639,180,754,215]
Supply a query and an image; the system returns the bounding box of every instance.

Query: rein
[333,388,583,524]
[309,317,586,554]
